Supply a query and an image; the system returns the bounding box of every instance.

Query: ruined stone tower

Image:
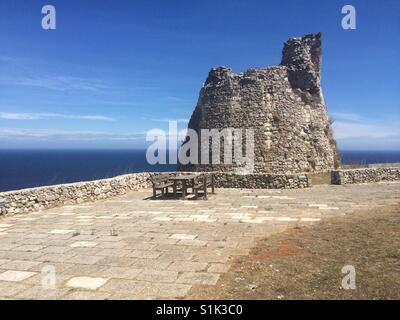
[179,33,340,174]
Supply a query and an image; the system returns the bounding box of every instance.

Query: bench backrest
[193,173,213,185]
[150,173,174,186]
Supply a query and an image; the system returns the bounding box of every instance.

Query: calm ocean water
[0,149,399,192]
[0,149,175,192]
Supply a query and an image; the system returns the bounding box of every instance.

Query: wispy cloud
[0,128,102,138]
[0,112,116,121]
[331,112,366,122]
[1,76,108,92]
[330,111,400,140]
[0,127,145,141]
[330,111,400,150]
[165,96,186,102]
[333,121,400,139]
[143,117,189,123]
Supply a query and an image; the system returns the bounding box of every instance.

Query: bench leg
[203,178,207,200]
[211,175,215,194]
[153,188,157,199]
[182,180,186,198]
[173,182,177,197]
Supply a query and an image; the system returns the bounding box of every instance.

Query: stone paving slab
[0,182,399,299]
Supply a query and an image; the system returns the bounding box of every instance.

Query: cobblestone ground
[0,182,399,299]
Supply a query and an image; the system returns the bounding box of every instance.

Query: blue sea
[0,150,175,192]
[0,149,399,192]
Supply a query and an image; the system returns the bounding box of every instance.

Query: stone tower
[179,33,340,174]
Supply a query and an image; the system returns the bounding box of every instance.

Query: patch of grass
[188,203,400,300]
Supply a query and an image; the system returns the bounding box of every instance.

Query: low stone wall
[0,173,151,216]
[214,173,310,189]
[0,171,312,216]
[148,171,310,189]
[340,162,400,169]
[332,167,400,185]
[2,167,397,216]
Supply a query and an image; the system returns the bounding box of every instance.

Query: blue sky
[0,0,399,150]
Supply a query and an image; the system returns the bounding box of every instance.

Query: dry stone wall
[2,167,398,216]
[0,173,151,216]
[0,171,312,216]
[214,173,310,189]
[179,33,339,174]
[332,168,400,184]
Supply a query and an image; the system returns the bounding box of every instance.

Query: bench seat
[150,174,176,198]
[192,174,215,199]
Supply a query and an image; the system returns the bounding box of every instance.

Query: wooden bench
[192,173,215,199]
[150,174,175,198]
[169,174,198,198]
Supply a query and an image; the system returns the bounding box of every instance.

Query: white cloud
[331,112,366,122]
[0,112,116,121]
[0,128,101,138]
[165,96,186,102]
[145,117,189,123]
[332,121,400,139]
[1,76,108,92]
[0,127,145,141]
[331,112,400,150]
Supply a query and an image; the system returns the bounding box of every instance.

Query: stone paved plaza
[0,182,399,299]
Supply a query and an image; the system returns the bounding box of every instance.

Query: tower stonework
[179,33,340,174]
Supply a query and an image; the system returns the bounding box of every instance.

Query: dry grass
[188,203,400,300]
